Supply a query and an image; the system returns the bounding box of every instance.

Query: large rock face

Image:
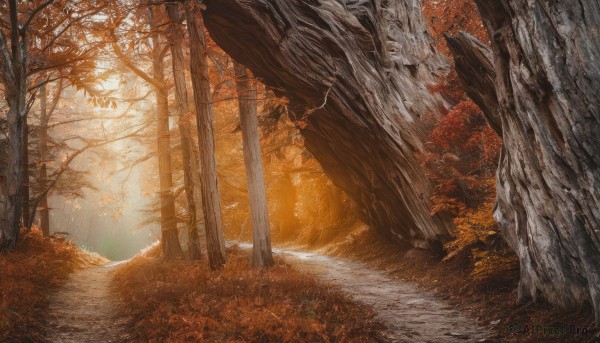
[204,0,453,248]
[470,1,600,323]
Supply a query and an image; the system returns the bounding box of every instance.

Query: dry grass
[0,227,107,342]
[113,245,385,342]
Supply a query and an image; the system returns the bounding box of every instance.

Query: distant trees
[0,0,275,269]
[110,3,184,259]
[35,81,62,236]
[0,0,106,249]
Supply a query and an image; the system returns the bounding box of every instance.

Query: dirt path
[45,262,129,343]
[240,244,491,342]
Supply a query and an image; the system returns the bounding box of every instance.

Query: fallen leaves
[113,246,385,342]
[0,227,107,342]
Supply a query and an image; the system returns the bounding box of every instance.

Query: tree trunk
[0,0,28,250]
[166,2,202,260]
[38,84,50,236]
[1,100,26,249]
[150,7,183,259]
[186,0,226,269]
[203,0,454,249]
[234,62,273,268]
[21,118,29,228]
[467,1,600,324]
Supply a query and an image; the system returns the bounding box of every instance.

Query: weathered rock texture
[445,32,501,135]
[204,0,453,248]
[456,1,600,323]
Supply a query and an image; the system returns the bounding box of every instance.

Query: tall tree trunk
[21,119,29,228]
[203,0,454,249]
[467,1,600,325]
[166,2,202,260]
[0,0,28,250]
[186,0,226,269]
[150,7,183,259]
[38,84,50,236]
[233,62,273,268]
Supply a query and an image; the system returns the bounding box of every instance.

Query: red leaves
[430,100,483,151]
[422,0,490,57]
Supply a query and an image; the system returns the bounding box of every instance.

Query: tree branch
[40,4,107,54]
[28,120,153,228]
[21,0,56,36]
[112,41,163,88]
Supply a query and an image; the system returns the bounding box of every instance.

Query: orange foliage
[444,200,519,285]
[420,99,501,216]
[0,227,106,342]
[420,1,514,279]
[420,0,501,219]
[113,246,384,342]
[422,0,491,108]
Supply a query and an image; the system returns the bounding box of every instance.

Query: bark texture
[166,3,202,260]
[204,0,453,248]
[0,0,28,249]
[150,7,183,259]
[444,32,501,135]
[21,119,30,228]
[234,62,274,268]
[38,84,50,236]
[186,1,227,269]
[471,1,600,323]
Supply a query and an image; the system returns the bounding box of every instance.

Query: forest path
[239,243,491,342]
[45,262,129,342]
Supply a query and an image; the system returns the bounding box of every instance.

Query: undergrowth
[0,227,107,342]
[443,200,519,285]
[113,245,385,342]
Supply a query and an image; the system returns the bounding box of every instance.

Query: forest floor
[45,262,130,342]
[112,245,385,342]
[7,229,598,342]
[239,243,491,342]
[323,230,599,343]
[0,227,107,342]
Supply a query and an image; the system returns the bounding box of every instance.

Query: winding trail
[45,246,490,342]
[45,262,129,343]
[241,244,491,342]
